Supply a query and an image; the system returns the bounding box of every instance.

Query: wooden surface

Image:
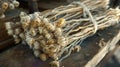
[0,9,21,50]
[0,23,119,67]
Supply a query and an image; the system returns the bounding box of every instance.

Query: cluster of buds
[20,12,68,60]
[0,0,19,18]
[6,12,70,65]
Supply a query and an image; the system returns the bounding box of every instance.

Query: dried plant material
[50,61,60,67]
[5,0,120,67]
[74,45,81,52]
[39,53,48,61]
[0,0,19,18]
[99,38,106,48]
[2,2,8,10]
[56,18,66,27]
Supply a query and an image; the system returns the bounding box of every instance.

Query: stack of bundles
[0,0,19,18]
[5,0,120,67]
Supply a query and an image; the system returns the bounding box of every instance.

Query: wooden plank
[97,45,120,67]
[0,38,15,50]
[0,9,20,50]
[85,31,120,67]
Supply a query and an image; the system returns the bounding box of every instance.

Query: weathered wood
[0,38,14,50]
[97,45,120,67]
[0,9,20,50]
[85,31,120,67]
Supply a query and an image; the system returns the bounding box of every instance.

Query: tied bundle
[0,0,19,18]
[5,0,120,67]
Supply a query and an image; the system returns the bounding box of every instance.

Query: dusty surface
[0,24,120,67]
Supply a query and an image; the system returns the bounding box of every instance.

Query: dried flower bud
[0,14,5,18]
[7,29,14,35]
[38,35,44,40]
[13,1,19,7]
[47,39,55,44]
[48,45,57,53]
[26,37,35,48]
[30,28,37,36]
[43,28,48,34]
[54,28,62,36]
[2,2,8,10]
[45,33,51,39]
[49,53,59,60]
[57,37,67,46]
[9,3,15,9]
[5,22,11,30]
[34,50,40,57]
[19,33,25,39]
[32,17,41,26]
[13,35,21,43]
[38,27,43,34]
[15,28,20,35]
[56,18,66,27]
[74,45,81,52]
[50,61,60,67]
[19,12,27,18]
[34,41,40,49]
[40,40,46,46]
[25,16,31,23]
[43,47,49,53]
[43,18,49,23]
[34,12,41,17]
[39,53,48,61]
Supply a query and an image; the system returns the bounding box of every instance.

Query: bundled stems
[5,0,120,67]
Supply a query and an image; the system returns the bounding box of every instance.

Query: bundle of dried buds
[5,0,120,67]
[0,0,19,18]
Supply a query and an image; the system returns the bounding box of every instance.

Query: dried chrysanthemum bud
[40,40,46,46]
[19,33,25,39]
[49,25,56,31]
[26,37,35,48]
[34,12,41,17]
[50,61,60,67]
[48,45,57,53]
[32,17,41,27]
[0,14,5,18]
[49,53,59,60]
[38,27,43,34]
[43,28,48,35]
[56,18,66,27]
[30,28,37,36]
[15,28,21,35]
[12,0,19,7]
[9,3,15,9]
[2,2,8,10]
[21,16,31,24]
[34,50,40,57]
[74,45,81,52]
[45,22,55,31]
[21,17,31,29]
[25,16,31,23]
[43,47,49,53]
[47,39,55,44]
[34,41,40,49]
[43,18,49,23]
[45,33,51,39]
[5,22,11,30]
[7,29,14,35]
[19,12,27,18]
[39,53,48,61]
[38,35,44,40]
[54,28,62,36]
[57,37,67,46]
[13,35,21,43]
